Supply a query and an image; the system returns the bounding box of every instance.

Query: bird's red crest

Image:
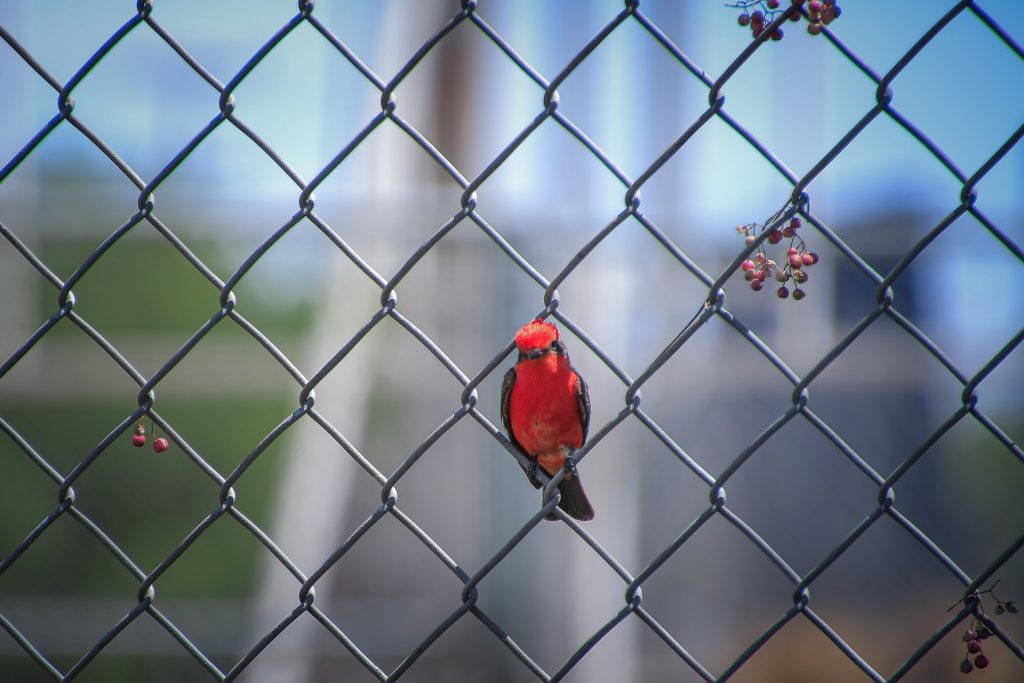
[514,319,559,352]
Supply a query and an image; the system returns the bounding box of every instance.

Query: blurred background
[1,1,1022,681]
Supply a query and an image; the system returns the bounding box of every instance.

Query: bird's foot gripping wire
[526,458,542,488]
[563,451,579,479]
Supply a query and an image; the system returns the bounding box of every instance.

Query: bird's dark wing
[500,365,542,489]
[575,369,591,445]
[500,365,516,446]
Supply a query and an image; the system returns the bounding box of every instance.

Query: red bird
[500,319,595,521]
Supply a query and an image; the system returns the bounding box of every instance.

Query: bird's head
[514,319,565,360]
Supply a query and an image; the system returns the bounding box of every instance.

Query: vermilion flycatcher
[500,319,595,521]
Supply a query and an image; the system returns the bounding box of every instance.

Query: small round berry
[789,12,800,21]
[966,639,982,654]
[742,259,756,271]
[789,254,804,268]
[960,658,974,674]
[777,286,789,299]
[977,627,992,640]
[746,235,757,246]
[963,630,977,642]
[738,13,751,27]
[132,434,147,448]
[744,269,756,281]
[805,252,820,265]
[808,0,822,11]
[755,269,768,281]
[152,437,169,454]
[974,654,989,669]
[801,252,815,266]
[751,279,764,291]
[788,246,799,255]
[768,229,783,244]
[790,217,802,230]
[832,3,842,17]
[134,423,146,436]
[775,269,791,282]
[808,22,823,35]
[751,23,763,38]
[793,269,808,283]
[750,10,764,22]
[771,28,783,41]
[792,288,806,300]
[782,226,794,238]
[767,0,780,8]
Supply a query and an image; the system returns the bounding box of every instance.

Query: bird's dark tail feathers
[546,473,595,522]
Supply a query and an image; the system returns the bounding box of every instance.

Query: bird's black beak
[526,348,547,360]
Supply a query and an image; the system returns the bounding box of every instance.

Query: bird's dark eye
[551,340,563,353]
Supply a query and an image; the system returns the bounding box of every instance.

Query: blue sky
[2,1,1021,216]
[1,1,1021,386]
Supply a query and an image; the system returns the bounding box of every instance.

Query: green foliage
[0,396,291,598]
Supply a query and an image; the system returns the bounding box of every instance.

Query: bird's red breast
[508,348,584,470]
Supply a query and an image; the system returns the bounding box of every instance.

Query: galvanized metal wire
[1,1,1022,680]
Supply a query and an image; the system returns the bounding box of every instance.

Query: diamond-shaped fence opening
[1,1,1022,681]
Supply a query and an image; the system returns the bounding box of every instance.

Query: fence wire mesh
[1,0,1023,681]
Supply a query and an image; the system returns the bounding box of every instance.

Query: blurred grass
[31,234,317,337]
[0,395,291,597]
[1,233,315,610]
[0,655,213,683]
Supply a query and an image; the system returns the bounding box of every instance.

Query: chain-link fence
[2,1,1023,681]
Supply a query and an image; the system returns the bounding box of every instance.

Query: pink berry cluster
[952,581,1017,675]
[727,0,841,41]
[737,215,818,300]
[131,420,169,453]
[730,0,786,41]
[805,0,842,35]
[960,624,992,674]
